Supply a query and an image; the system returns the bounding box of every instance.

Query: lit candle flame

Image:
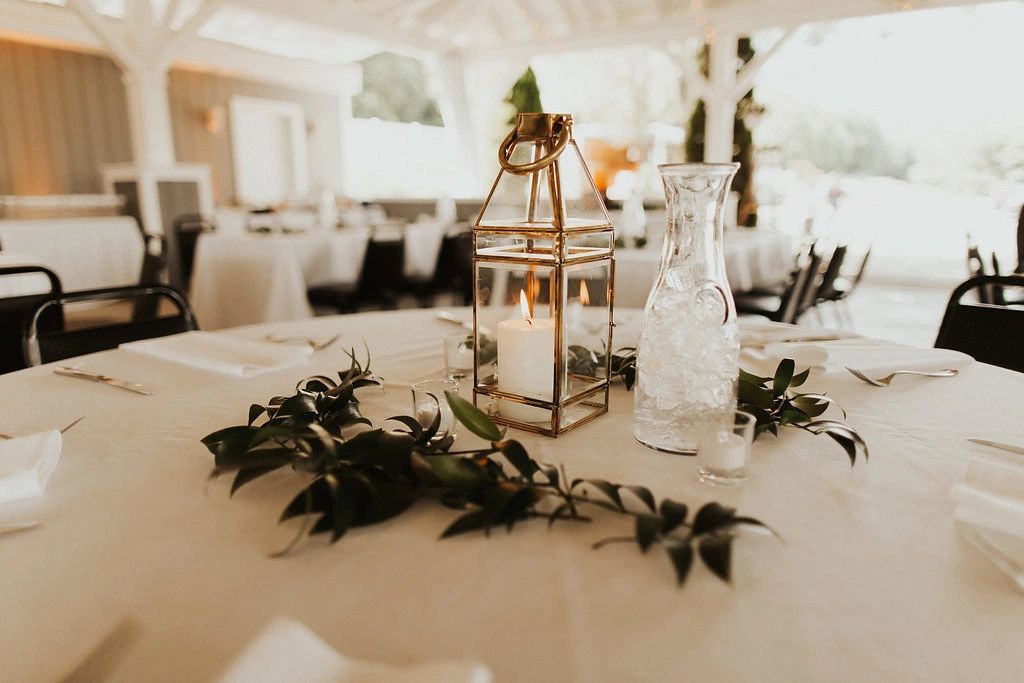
[580,280,590,305]
[519,289,532,321]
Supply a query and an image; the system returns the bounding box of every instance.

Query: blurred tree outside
[504,67,543,124]
[353,52,443,125]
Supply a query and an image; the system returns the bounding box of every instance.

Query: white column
[122,66,177,168]
[703,33,738,164]
[435,51,481,195]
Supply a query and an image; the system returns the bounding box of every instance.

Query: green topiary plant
[504,67,543,125]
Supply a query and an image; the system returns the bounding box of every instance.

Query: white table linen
[1,310,1023,682]
[741,339,974,377]
[615,230,794,307]
[0,217,144,292]
[190,230,370,330]
[0,430,61,505]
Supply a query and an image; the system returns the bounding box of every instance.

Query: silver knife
[967,438,1024,457]
[54,367,154,396]
[0,520,42,537]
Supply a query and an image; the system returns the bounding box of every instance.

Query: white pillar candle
[497,298,556,423]
[698,432,748,472]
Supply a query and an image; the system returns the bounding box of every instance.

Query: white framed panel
[229,95,309,206]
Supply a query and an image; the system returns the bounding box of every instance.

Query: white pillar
[122,66,177,168]
[703,33,738,164]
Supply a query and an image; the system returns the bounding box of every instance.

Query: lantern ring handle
[497,124,571,175]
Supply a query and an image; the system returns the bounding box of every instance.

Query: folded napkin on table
[950,455,1024,591]
[219,617,492,683]
[0,430,61,505]
[741,339,973,378]
[121,331,314,378]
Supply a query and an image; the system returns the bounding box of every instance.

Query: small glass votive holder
[410,378,459,442]
[696,410,755,486]
[443,333,474,382]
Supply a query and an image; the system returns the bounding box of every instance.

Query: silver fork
[265,334,340,351]
[0,416,85,440]
[845,366,959,387]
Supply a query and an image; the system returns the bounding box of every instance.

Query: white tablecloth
[1,309,1022,682]
[190,230,371,330]
[615,230,794,308]
[0,216,144,292]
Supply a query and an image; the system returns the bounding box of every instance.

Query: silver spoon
[845,366,959,387]
[0,416,85,440]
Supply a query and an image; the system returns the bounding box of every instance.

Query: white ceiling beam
[731,27,795,99]
[159,0,185,27]
[467,0,1004,58]
[159,0,227,66]
[242,0,452,54]
[65,0,136,69]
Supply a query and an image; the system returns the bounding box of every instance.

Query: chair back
[356,238,405,307]
[815,242,847,302]
[169,214,214,290]
[794,243,825,321]
[431,231,473,303]
[0,266,63,373]
[777,244,817,324]
[935,275,1024,373]
[24,285,197,366]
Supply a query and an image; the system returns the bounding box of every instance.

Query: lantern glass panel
[562,261,612,399]
[474,261,557,427]
[563,230,614,261]
[477,141,555,230]
[475,232,557,262]
[559,142,613,230]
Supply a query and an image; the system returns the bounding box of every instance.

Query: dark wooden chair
[308,238,405,312]
[0,265,64,374]
[735,242,819,324]
[935,275,1024,373]
[24,285,196,366]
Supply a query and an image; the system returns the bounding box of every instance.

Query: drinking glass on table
[443,333,474,382]
[696,410,755,486]
[410,378,459,442]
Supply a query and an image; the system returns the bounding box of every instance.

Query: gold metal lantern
[472,113,615,436]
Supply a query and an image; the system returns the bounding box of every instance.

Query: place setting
[2,4,1024,680]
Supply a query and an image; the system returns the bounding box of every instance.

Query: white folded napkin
[951,457,1024,538]
[741,340,973,378]
[219,618,492,683]
[121,331,313,378]
[0,430,62,505]
[950,456,1024,591]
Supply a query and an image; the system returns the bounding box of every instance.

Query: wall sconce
[202,105,226,133]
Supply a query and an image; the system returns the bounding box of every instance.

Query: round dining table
[1,309,1022,682]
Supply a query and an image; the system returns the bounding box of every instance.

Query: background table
[0,216,143,292]
[615,230,794,308]
[190,229,371,330]
[1,309,1022,682]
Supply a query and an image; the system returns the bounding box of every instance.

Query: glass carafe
[633,163,740,454]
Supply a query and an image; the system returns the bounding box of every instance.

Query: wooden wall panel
[0,39,131,195]
[0,38,342,205]
[167,69,342,204]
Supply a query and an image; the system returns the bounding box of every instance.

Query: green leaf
[789,367,811,388]
[495,440,537,480]
[248,404,266,426]
[440,511,488,538]
[579,479,624,511]
[666,543,695,586]
[773,358,795,396]
[428,455,495,487]
[659,499,689,533]
[445,390,502,442]
[547,503,570,528]
[229,462,285,495]
[698,535,733,583]
[739,369,770,386]
[738,380,774,410]
[793,393,846,419]
[386,415,423,437]
[635,515,661,553]
[691,502,737,536]
[623,485,656,513]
